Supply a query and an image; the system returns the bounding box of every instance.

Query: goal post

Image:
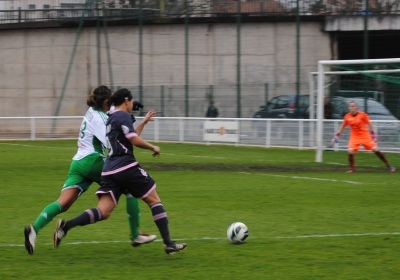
[314,58,400,162]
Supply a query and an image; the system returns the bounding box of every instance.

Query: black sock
[348,154,355,170]
[374,151,390,167]
[151,203,172,246]
[65,208,102,232]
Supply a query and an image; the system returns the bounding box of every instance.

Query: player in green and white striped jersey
[24,85,156,254]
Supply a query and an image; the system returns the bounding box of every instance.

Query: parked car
[331,97,398,120]
[253,94,311,119]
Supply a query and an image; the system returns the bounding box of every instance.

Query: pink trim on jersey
[140,183,157,199]
[119,141,128,153]
[101,162,139,176]
[126,132,138,139]
[95,190,118,206]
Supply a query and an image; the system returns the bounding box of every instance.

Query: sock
[151,203,171,246]
[32,201,63,234]
[126,194,140,240]
[64,208,102,232]
[374,151,390,167]
[348,154,355,170]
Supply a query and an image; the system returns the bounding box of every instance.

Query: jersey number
[80,121,87,139]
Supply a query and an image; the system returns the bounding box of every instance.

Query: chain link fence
[2,0,400,24]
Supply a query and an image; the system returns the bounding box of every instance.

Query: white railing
[1,116,399,154]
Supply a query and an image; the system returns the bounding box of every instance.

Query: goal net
[312,58,400,162]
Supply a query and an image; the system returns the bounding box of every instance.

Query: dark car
[253,94,311,119]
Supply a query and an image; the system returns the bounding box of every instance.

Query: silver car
[331,97,400,142]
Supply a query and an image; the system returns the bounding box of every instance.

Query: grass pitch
[0,140,399,279]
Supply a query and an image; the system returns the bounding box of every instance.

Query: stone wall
[0,21,331,117]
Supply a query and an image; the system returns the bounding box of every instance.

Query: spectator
[324,96,333,119]
[206,101,219,118]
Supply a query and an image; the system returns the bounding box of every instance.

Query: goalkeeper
[332,101,395,173]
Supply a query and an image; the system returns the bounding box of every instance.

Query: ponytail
[87,85,112,109]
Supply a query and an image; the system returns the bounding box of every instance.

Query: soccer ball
[227,222,249,243]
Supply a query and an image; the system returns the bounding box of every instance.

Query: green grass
[1,140,400,279]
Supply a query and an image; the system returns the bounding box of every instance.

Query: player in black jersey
[53,88,187,255]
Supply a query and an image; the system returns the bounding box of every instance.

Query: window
[28,4,36,10]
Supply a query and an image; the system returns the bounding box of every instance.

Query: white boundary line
[239,172,364,185]
[3,232,400,247]
[0,142,75,150]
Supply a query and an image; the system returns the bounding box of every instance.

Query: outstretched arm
[335,121,346,136]
[332,121,346,143]
[366,123,378,141]
[366,123,375,134]
[135,110,157,136]
[129,135,160,157]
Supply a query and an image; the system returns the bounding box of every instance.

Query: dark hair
[110,88,132,106]
[87,85,112,109]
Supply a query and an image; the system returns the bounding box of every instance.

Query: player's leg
[32,189,79,233]
[24,190,79,255]
[362,140,395,172]
[122,166,186,254]
[125,194,157,247]
[31,156,99,233]
[347,152,356,173]
[120,167,171,243]
[123,166,157,246]
[371,147,395,172]
[347,140,358,173]
[53,191,120,248]
[53,156,112,247]
[126,194,140,240]
[142,189,187,254]
[24,159,89,255]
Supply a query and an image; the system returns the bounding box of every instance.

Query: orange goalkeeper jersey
[343,111,371,139]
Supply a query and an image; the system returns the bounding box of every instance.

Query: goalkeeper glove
[331,133,340,143]
[371,131,378,142]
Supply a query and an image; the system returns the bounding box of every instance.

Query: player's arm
[332,121,346,143]
[363,113,378,141]
[366,123,374,134]
[366,122,378,141]
[135,110,157,136]
[363,114,375,134]
[335,122,346,136]
[129,135,160,157]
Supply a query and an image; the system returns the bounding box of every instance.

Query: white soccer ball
[227,222,249,243]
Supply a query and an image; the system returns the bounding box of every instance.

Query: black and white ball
[227,222,249,243]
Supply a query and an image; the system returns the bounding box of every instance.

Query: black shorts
[97,164,156,204]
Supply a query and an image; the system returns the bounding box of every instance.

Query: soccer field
[0,140,399,279]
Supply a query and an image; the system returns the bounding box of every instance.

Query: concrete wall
[0,21,331,117]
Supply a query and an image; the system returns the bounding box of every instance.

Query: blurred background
[1,0,400,119]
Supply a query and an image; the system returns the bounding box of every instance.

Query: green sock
[32,201,63,234]
[126,194,140,240]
